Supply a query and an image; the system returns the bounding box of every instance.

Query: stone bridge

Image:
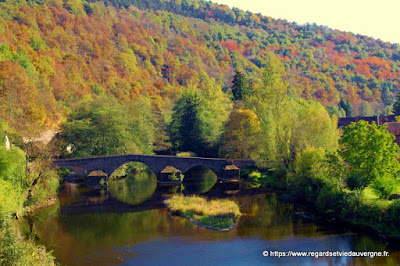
[53,154,256,182]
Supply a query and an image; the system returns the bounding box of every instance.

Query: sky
[215,0,400,44]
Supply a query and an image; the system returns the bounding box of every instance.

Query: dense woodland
[1,0,400,141]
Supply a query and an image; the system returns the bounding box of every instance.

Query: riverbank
[25,196,58,215]
[166,195,241,231]
[0,195,58,266]
[253,176,400,240]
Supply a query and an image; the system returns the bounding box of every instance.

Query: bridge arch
[182,164,219,177]
[182,165,218,194]
[108,161,157,180]
[106,160,160,180]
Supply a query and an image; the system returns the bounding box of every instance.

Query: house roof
[385,122,400,136]
[22,130,58,145]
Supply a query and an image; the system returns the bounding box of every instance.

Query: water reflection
[183,165,217,194]
[108,170,157,206]
[20,169,400,266]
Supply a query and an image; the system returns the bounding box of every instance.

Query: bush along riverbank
[240,120,400,240]
[166,195,241,231]
[0,125,59,265]
[276,179,400,240]
[246,162,400,239]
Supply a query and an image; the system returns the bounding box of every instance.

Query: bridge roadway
[53,154,256,182]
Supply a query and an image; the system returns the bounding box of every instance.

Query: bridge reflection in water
[59,165,229,213]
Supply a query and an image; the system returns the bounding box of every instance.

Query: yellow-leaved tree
[219,108,261,159]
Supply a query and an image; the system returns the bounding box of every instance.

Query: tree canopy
[61,96,156,157]
[340,121,400,197]
[169,78,232,156]
[219,108,261,159]
[231,70,251,101]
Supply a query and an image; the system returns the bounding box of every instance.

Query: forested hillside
[0,0,399,142]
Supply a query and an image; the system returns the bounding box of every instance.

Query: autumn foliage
[0,0,399,135]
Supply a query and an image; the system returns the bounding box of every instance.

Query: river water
[21,166,400,265]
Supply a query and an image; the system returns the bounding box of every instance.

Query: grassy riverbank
[247,169,400,239]
[167,195,241,230]
[0,139,58,265]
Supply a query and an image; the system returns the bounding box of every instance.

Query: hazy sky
[215,0,400,44]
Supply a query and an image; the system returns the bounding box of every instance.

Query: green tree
[0,146,25,223]
[259,99,339,173]
[169,78,232,156]
[247,55,339,173]
[197,78,232,153]
[392,93,400,115]
[345,99,354,117]
[0,146,26,188]
[231,70,250,101]
[339,98,354,117]
[261,53,286,93]
[169,90,203,154]
[128,96,157,154]
[326,105,346,118]
[339,121,400,197]
[61,97,154,157]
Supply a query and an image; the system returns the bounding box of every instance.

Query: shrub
[0,180,23,225]
[26,170,59,206]
[371,175,398,199]
[0,222,55,266]
[385,200,400,229]
[292,147,337,203]
[0,146,26,186]
[247,170,270,187]
[357,203,385,225]
[315,186,344,215]
[339,190,363,220]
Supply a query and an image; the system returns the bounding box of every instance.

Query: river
[20,166,400,265]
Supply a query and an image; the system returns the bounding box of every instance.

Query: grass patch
[167,195,240,230]
[197,215,234,229]
[168,195,241,217]
[362,187,391,209]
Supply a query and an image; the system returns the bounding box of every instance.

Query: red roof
[385,122,400,136]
